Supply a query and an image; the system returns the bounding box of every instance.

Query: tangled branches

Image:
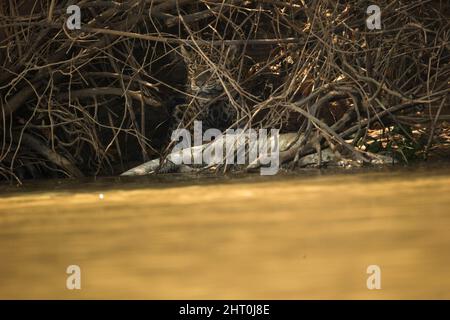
[0,0,449,181]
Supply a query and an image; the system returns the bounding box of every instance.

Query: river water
[0,165,449,299]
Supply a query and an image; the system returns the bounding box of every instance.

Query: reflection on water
[0,166,450,299]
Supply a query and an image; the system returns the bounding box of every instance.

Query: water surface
[0,166,449,299]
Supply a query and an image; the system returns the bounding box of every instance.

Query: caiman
[121,133,395,176]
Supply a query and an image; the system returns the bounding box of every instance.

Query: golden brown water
[0,166,450,299]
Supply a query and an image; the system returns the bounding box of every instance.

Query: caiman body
[121,132,394,176]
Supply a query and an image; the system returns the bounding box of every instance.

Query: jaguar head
[180,45,238,97]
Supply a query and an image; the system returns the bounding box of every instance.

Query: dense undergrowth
[0,0,449,182]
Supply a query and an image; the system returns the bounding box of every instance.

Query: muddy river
[0,165,449,299]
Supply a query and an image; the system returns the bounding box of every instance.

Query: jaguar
[170,44,240,134]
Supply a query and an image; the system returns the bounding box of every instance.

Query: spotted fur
[170,45,239,133]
